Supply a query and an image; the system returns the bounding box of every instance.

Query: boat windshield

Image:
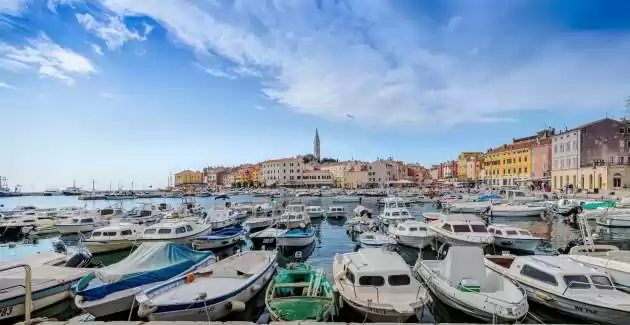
[591,276,614,289]
[470,224,487,232]
[452,224,471,232]
[518,230,531,236]
[144,228,157,235]
[506,230,518,235]
[564,275,590,289]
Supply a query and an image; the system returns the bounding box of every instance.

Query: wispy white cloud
[0,35,95,85]
[0,82,16,89]
[100,91,114,98]
[91,43,104,55]
[76,13,151,50]
[255,105,265,110]
[0,0,26,16]
[194,62,236,79]
[95,0,630,127]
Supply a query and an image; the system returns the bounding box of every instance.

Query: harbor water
[3,195,630,324]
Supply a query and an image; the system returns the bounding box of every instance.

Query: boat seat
[274,282,311,288]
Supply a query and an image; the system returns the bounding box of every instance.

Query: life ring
[185,273,196,284]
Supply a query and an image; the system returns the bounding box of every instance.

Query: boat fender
[137,303,157,318]
[338,295,344,308]
[185,273,196,283]
[533,290,554,301]
[227,300,246,312]
[250,284,261,293]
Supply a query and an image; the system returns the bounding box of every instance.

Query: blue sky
[2,0,630,191]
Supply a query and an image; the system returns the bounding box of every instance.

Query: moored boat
[73,242,214,318]
[487,224,542,253]
[416,245,528,323]
[333,248,429,322]
[83,223,143,254]
[387,220,433,249]
[426,213,493,247]
[277,225,316,247]
[191,226,245,250]
[266,263,335,321]
[135,250,277,321]
[140,220,211,244]
[358,232,394,248]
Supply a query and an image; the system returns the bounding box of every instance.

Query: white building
[551,129,581,190]
[367,160,396,187]
[261,157,305,187]
[302,170,334,187]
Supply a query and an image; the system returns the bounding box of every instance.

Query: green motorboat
[265,263,336,321]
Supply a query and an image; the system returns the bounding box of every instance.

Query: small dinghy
[73,242,214,318]
[266,263,335,321]
[416,245,528,323]
[136,250,278,321]
[192,226,245,250]
[358,232,394,248]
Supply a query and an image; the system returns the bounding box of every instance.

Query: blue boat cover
[196,226,243,240]
[282,226,315,238]
[74,242,212,301]
[478,194,501,201]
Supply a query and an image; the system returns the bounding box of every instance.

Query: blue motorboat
[191,226,245,250]
[276,225,316,247]
[73,242,214,318]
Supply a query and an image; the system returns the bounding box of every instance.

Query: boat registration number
[263,239,274,244]
[0,306,13,317]
[574,305,597,315]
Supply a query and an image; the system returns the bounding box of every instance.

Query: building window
[622,157,625,164]
[622,128,626,134]
[518,168,522,174]
[554,145,557,153]
[524,167,528,173]
[614,173,622,188]
[610,156,615,164]
[553,176,557,188]
[581,175,584,188]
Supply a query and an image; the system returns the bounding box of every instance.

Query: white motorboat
[305,205,326,219]
[332,196,360,203]
[597,212,630,228]
[135,250,277,321]
[277,204,311,228]
[326,206,346,219]
[333,248,429,322]
[417,245,528,322]
[276,224,316,247]
[358,232,394,248]
[205,208,237,230]
[0,215,59,238]
[413,195,434,204]
[191,227,245,250]
[83,223,142,254]
[488,204,547,218]
[73,243,214,318]
[426,213,493,247]
[0,262,91,322]
[503,189,540,203]
[487,224,542,253]
[380,197,414,227]
[446,201,492,214]
[243,216,274,232]
[56,214,109,235]
[387,220,433,249]
[353,205,372,217]
[485,254,630,325]
[140,220,212,244]
[250,228,288,247]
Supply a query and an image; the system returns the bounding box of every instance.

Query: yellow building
[320,162,353,188]
[174,170,203,190]
[482,140,534,187]
[457,152,482,180]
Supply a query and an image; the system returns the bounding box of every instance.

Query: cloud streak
[0,81,16,89]
[76,13,151,50]
[53,0,630,127]
[0,35,95,85]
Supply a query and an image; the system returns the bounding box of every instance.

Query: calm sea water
[3,195,630,323]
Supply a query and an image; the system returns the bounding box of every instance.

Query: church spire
[313,128,321,162]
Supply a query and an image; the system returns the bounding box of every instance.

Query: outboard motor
[52,239,67,253]
[65,250,93,268]
[437,243,450,260]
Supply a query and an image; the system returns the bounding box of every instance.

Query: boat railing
[0,264,33,323]
[338,281,381,303]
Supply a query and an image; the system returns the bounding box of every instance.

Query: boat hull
[490,209,545,218]
[83,240,135,254]
[341,296,414,322]
[597,216,630,228]
[57,223,106,235]
[75,283,154,318]
[394,234,432,249]
[192,234,242,250]
[277,234,316,247]
[493,237,541,253]
[143,256,277,321]
[307,212,325,219]
[0,280,75,321]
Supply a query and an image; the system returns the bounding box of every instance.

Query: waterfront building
[203,167,228,188]
[406,164,429,185]
[313,128,321,162]
[261,157,305,187]
[224,171,239,187]
[302,169,334,187]
[367,160,396,187]
[174,170,203,186]
[429,165,439,180]
[531,137,552,190]
[343,166,368,189]
[320,162,353,187]
[482,138,534,187]
[457,152,482,180]
[465,156,483,182]
[552,117,630,191]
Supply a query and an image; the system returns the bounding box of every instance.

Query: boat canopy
[582,201,616,209]
[75,243,212,301]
